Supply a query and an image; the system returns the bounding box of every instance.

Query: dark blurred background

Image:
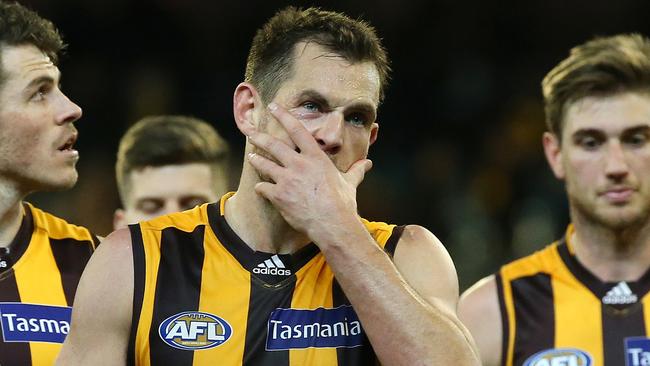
[21,0,650,290]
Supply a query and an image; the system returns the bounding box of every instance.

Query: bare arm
[316,223,480,365]
[458,275,503,366]
[56,228,133,365]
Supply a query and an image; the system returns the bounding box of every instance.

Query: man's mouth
[58,135,77,152]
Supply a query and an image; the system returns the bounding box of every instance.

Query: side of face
[543,91,650,229]
[0,44,82,192]
[113,163,222,229]
[236,42,381,174]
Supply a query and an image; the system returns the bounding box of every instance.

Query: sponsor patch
[158,311,232,350]
[0,302,72,344]
[266,305,364,350]
[523,348,592,366]
[626,337,650,366]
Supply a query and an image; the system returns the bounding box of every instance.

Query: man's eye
[137,200,163,214]
[346,113,367,126]
[180,197,209,211]
[31,88,47,101]
[625,133,648,147]
[577,136,602,150]
[301,101,320,112]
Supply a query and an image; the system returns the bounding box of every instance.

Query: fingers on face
[345,159,373,187]
[268,103,319,155]
[248,152,283,180]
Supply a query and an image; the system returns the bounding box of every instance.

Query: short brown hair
[542,33,650,138]
[0,1,64,86]
[115,115,230,202]
[245,6,391,104]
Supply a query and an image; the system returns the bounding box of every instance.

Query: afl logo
[158,311,232,350]
[524,348,592,366]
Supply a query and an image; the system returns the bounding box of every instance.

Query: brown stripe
[383,225,405,258]
[127,224,145,366]
[50,238,95,306]
[495,273,509,366]
[149,225,206,366]
[511,273,554,365]
[0,269,32,365]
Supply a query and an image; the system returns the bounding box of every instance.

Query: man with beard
[0,2,98,365]
[58,6,479,366]
[459,34,650,366]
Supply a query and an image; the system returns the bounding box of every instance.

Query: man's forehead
[283,42,381,104]
[1,43,58,81]
[566,92,650,127]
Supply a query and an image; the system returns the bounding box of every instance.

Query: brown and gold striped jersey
[497,225,650,366]
[0,203,98,366]
[128,193,404,366]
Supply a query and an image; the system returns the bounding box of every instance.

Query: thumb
[344,159,373,187]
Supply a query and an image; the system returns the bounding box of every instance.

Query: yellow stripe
[552,275,603,365]
[644,295,650,337]
[193,228,250,366]
[13,229,67,366]
[26,203,94,242]
[288,254,337,365]
[135,226,162,366]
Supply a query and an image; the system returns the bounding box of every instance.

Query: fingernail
[247,152,256,160]
[268,103,278,112]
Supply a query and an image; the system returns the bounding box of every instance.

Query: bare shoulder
[392,224,459,311]
[57,228,134,364]
[458,275,502,366]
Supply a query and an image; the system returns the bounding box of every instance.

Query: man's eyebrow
[296,89,330,108]
[296,89,377,113]
[622,125,650,135]
[24,75,56,91]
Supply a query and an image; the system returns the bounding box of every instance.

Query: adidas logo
[253,255,291,276]
[602,281,638,305]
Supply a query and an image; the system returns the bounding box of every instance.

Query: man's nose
[312,112,344,155]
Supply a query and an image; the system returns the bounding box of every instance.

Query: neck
[571,208,650,282]
[224,164,311,254]
[0,179,26,248]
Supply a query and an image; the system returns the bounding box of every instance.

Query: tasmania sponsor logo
[523,348,592,366]
[626,337,650,366]
[158,311,232,350]
[266,305,364,350]
[0,302,72,344]
[253,255,291,276]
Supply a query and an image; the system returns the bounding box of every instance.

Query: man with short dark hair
[0,1,98,365]
[459,33,650,366]
[113,115,230,228]
[59,7,479,365]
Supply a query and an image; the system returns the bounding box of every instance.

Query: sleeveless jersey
[128,193,404,366]
[0,203,98,366]
[497,225,650,366]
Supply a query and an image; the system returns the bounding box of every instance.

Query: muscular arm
[56,228,133,365]
[315,222,480,365]
[458,275,503,366]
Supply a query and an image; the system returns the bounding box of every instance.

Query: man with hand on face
[113,115,230,229]
[459,34,650,366]
[58,7,479,366]
[0,2,98,365]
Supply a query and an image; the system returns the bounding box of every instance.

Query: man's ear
[113,209,126,231]
[369,123,379,146]
[542,131,565,179]
[233,82,261,136]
